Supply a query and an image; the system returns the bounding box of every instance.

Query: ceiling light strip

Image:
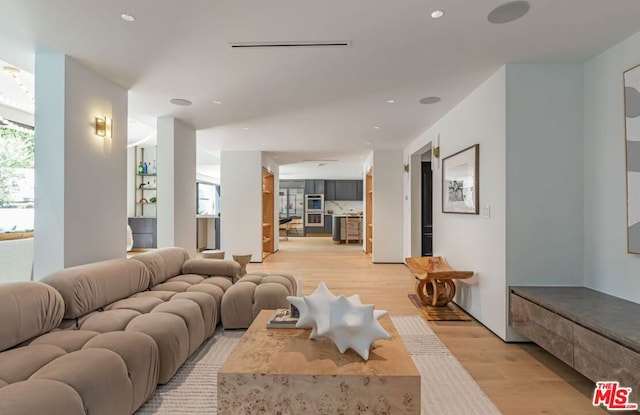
[228,41,351,48]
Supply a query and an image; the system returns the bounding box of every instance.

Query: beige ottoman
[221,273,297,329]
[202,250,225,259]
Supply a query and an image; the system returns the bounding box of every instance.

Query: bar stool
[345,216,362,245]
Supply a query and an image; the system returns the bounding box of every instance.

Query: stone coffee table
[217,309,421,414]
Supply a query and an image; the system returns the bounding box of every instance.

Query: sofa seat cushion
[126,312,190,384]
[31,348,133,415]
[187,283,225,307]
[83,331,159,411]
[152,280,191,292]
[0,344,66,384]
[221,273,297,329]
[152,299,205,356]
[202,276,234,292]
[168,274,205,284]
[29,330,100,352]
[0,379,85,415]
[80,309,142,333]
[132,290,177,301]
[172,292,218,337]
[105,296,164,314]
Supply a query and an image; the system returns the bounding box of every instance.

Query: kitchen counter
[332,215,363,242]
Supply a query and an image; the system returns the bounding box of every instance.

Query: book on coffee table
[266,308,299,329]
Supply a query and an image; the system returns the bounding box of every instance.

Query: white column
[220,151,262,261]
[156,117,196,255]
[33,53,127,279]
[372,150,405,263]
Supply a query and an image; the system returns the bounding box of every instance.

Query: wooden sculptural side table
[405,256,474,307]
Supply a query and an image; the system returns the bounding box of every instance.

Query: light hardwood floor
[245,237,605,415]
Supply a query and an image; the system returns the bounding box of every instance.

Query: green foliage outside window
[0,125,34,208]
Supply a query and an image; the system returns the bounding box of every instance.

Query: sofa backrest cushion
[182,258,240,279]
[41,259,150,319]
[0,282,64,352]
[130,247,189,287]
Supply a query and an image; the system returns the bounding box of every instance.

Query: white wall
[372,150,404,263]
[504,64,585,340]
[220,151,263,261]
[584,31,640,301]
[34,54,127,278]
[404,67,508,338]
[157,117,196,255]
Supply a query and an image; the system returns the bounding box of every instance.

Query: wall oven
[305,194,324,227]
[305,194,324,211]
[305,212,324,227]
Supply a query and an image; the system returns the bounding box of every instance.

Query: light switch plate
[483,204,491,218]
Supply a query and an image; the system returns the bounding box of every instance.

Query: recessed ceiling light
[386,99,396,104]
[169,98,192,106]
[120,13,135,22]
[213,100,223,105]
[243,127,249,130]
[419,96,442,105]
[431,10,445,19]
[488,1,530,24]
[365,142,371,146]
[373,126,380,130]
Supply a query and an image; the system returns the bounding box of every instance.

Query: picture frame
[442,144,479,214]
[623,64,640,254]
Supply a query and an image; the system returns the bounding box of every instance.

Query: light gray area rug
[137,316,501,415]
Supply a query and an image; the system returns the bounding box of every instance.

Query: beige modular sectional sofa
[0,247,297,414]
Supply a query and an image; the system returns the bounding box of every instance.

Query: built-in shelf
[262,168,275,257]
[137,187,157,191]
[136,202,156,205]
[137,173,157,177]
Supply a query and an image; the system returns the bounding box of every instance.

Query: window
[0,122,34,233]
[196,181,220,216]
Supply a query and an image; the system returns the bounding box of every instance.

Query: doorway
[421,161,433,256]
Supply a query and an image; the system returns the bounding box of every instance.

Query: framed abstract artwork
[442,144,479,214]
[624,64,640,254]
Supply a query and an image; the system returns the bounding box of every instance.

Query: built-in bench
[509,286,640,406]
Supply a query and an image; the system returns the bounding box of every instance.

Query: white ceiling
[1,0,640,180]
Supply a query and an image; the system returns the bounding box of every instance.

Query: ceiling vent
[227,41,351,49]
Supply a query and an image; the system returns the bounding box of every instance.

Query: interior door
[422,161,433,256]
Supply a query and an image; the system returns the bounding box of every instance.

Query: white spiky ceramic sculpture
[287,282,390,360]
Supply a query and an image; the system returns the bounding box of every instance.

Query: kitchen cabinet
[304,180,324,195]
[324,215,333,233]
[356,180,363,200]
[324,180,336,200]
[335,180,357,200]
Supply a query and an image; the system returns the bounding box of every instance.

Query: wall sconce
[95,116,112,138]
[432,133,441,171]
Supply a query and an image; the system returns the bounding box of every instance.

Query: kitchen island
[332,214,363,244]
